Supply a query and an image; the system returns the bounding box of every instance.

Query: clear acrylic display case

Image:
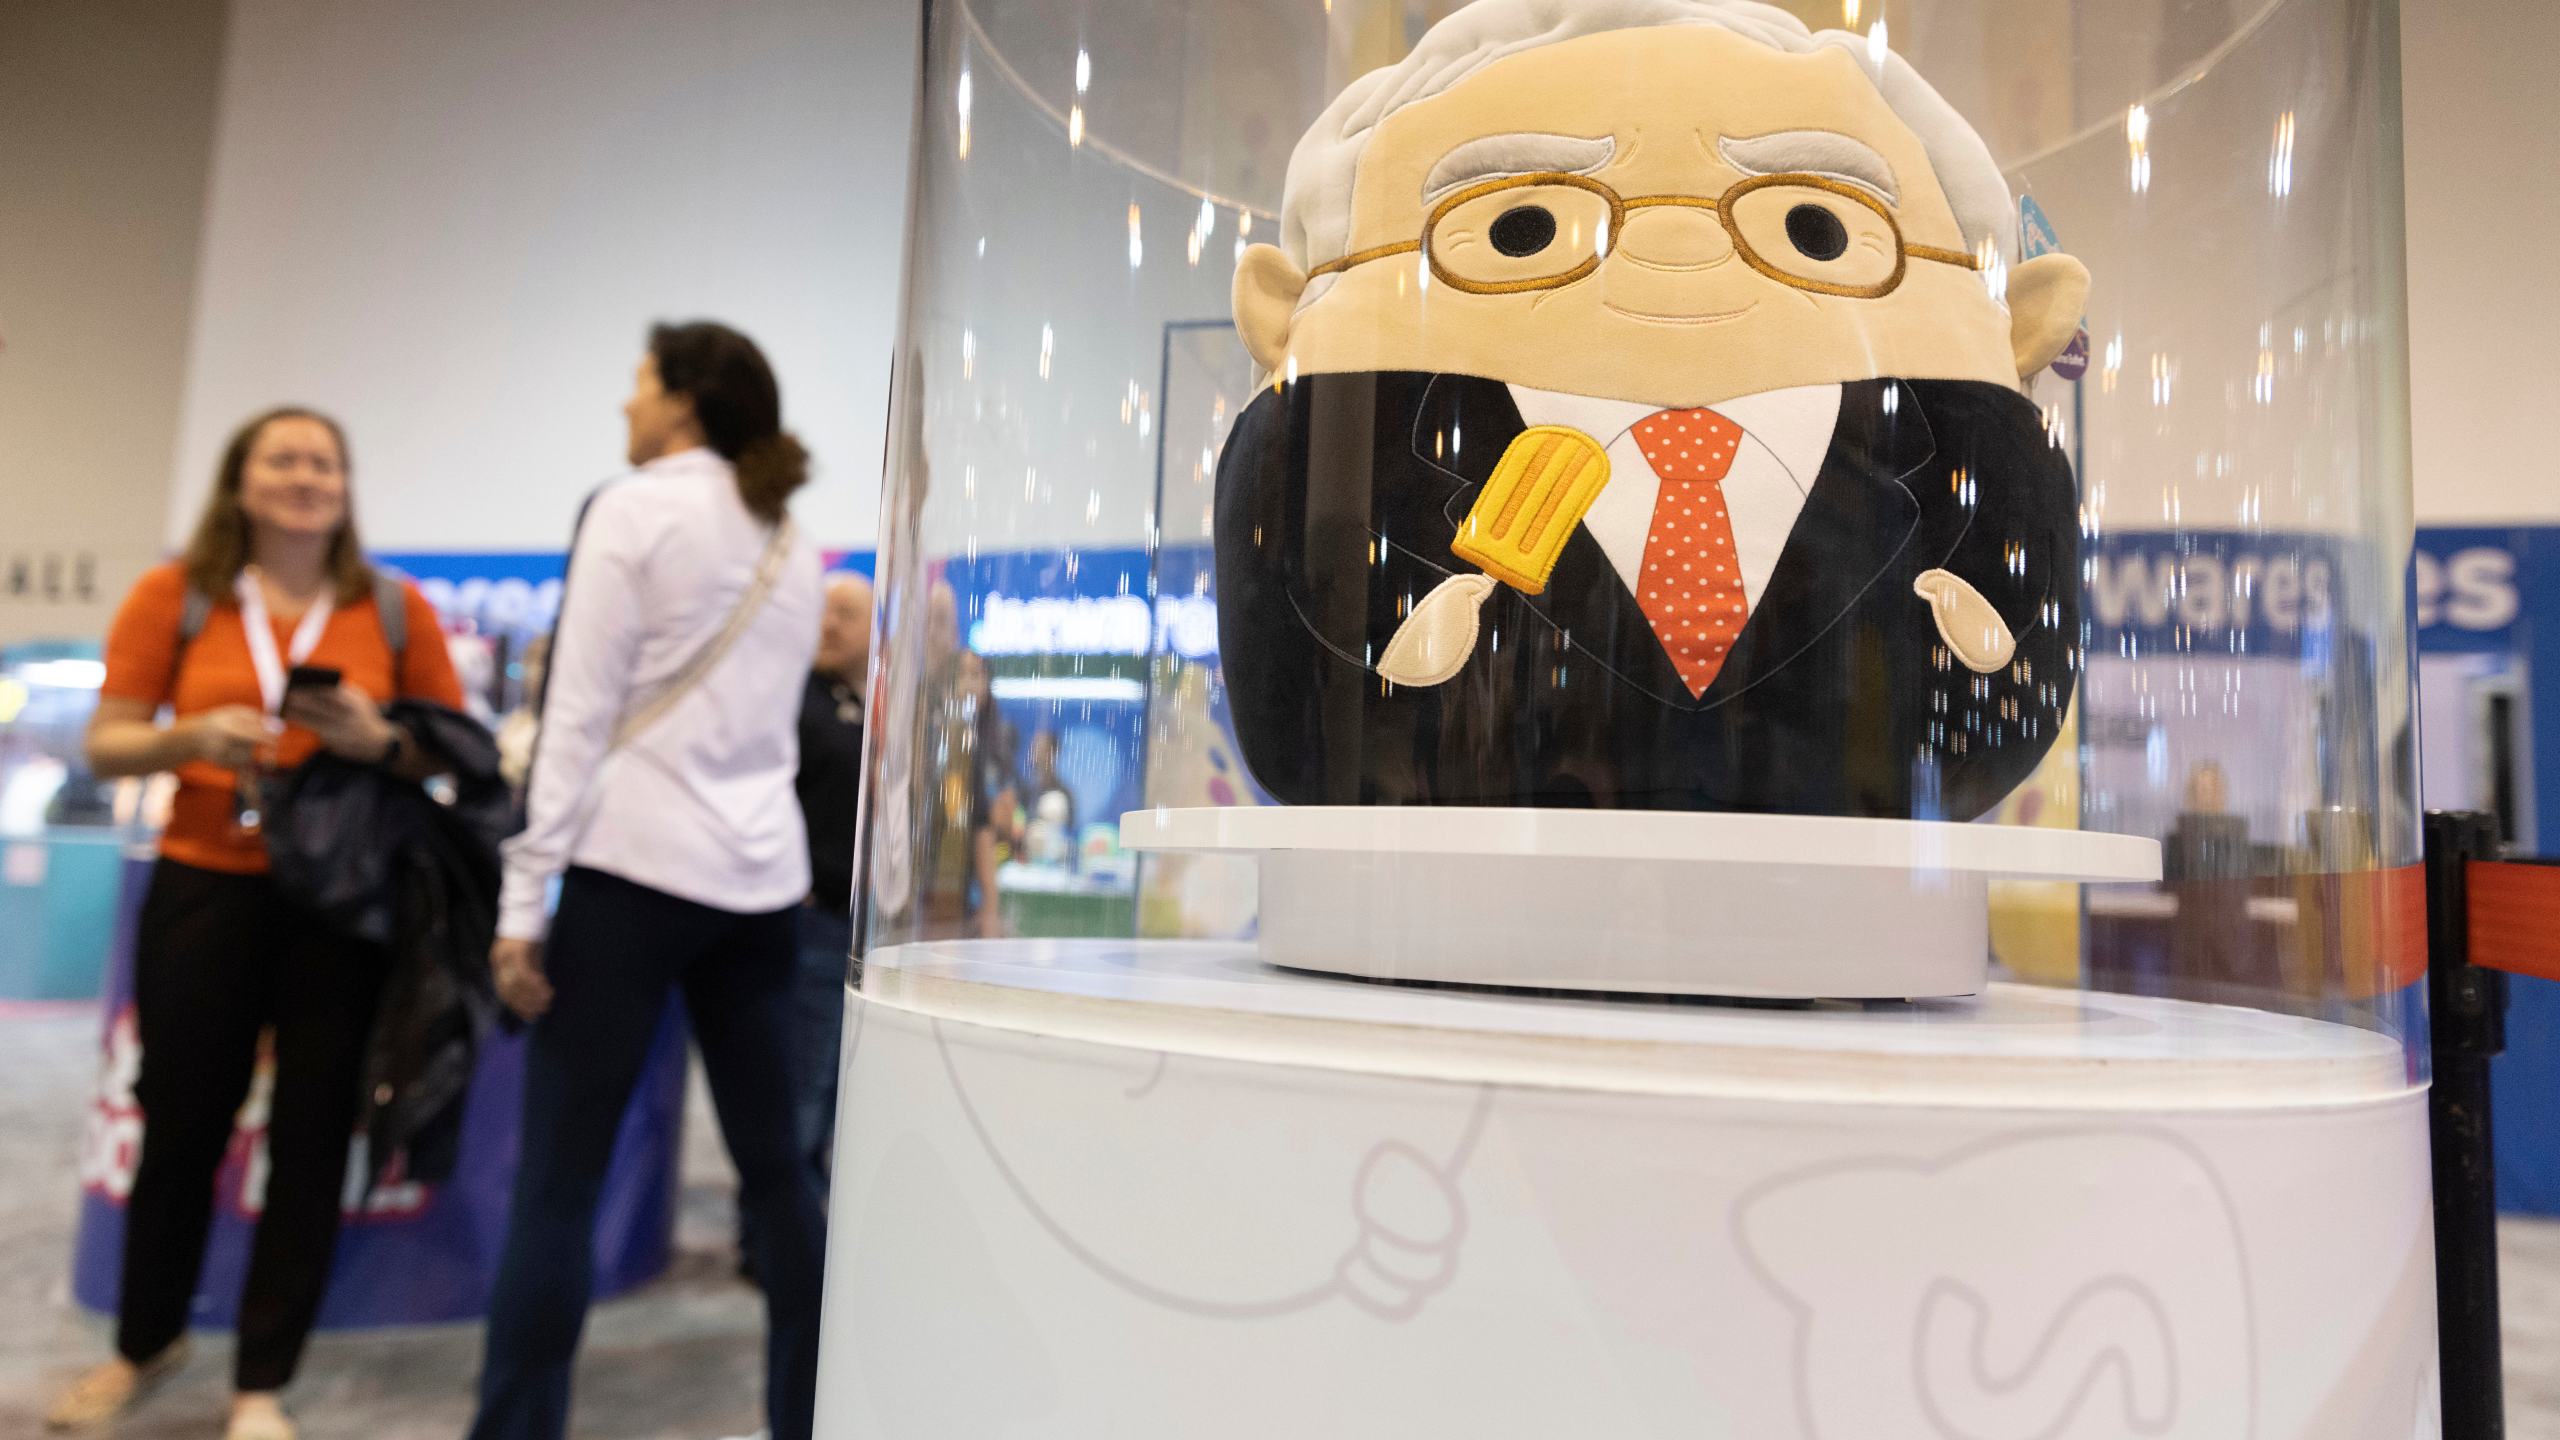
[857,0,2423,1048]
[823,2,2439,1432]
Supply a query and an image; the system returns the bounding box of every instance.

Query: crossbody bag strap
[372,570,409,670]
[179,586,212,647]
[608,517,797,751]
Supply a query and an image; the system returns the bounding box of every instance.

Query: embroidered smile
[1601,300,1758,326]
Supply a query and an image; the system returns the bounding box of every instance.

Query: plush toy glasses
[1308,170,1984,301]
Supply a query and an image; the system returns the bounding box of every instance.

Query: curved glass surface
[856,0,2422,1064]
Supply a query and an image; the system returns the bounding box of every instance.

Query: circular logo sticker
[2051,327,2091,382]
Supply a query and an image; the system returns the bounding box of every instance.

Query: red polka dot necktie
[1630,409,1748,698]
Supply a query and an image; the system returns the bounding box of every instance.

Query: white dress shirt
[498,447,823,941]
[1505,382,1842,611]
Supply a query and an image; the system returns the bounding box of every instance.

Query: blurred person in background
[917,646,1006,939]
[472,321,825,1440]
[48,408,465,1440]
[790,571,871,1198]
[493,631,550,797]
[971,650,1023,865]
[1021,728,1077,869]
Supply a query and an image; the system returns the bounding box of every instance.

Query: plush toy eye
[1489,205,1559,258]
[1784,204,1851,262]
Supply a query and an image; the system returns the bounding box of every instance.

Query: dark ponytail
[647,320,810,523]
[732,432,811,525]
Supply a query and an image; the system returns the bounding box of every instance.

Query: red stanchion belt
[2468,859,2560,983]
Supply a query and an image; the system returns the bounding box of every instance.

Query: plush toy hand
[1379,574,1496,687]
[1380,426,1611,689]
[1913,568,2017,673]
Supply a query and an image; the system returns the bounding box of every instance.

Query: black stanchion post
[2428,809,2508,1439]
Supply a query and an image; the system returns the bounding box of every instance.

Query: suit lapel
[1697,377,1934,708]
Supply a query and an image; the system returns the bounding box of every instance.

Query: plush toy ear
[2007,253,2090,381]
[1233,243,1308,373]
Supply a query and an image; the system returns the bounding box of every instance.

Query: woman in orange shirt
[47,408,463,1440]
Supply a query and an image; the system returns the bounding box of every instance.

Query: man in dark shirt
[791,571,871,1194]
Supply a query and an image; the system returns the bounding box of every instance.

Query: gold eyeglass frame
[1307,170,1983,301]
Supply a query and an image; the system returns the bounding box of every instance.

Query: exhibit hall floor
[5,997,2560,1437]
[0,1004,763,1440]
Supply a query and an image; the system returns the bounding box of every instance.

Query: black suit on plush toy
[1214,368,2077,820]
[1207,3,2098,824]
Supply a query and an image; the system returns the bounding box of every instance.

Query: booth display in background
[68,842,688,1328]
[2074,527,2419,1012]
[3,550,697,1328]
[2414,525,2560,1217]
[0,642,141,1001]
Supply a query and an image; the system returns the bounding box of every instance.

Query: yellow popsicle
[1451,425,1611,594]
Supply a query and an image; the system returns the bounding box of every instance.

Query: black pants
[118,859,387,1391]
[470,868,825,1440]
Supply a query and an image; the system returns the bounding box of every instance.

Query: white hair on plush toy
[1280,0,2016,305]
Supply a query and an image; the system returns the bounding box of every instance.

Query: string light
[953,2,1274,225]
[1068,45,1089,148]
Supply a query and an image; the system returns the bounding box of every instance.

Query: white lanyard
[235,568,333,714]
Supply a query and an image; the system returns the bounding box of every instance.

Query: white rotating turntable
[1121,806,2161,999]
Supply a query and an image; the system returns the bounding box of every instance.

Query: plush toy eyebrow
[1717,131,1900,204]
[1422,133,1616,205]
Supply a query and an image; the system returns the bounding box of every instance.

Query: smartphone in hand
[285,664,342,695]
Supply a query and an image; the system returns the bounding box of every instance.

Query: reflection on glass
[860,0,2423,1058]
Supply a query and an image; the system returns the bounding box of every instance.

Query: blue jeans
[791,904,853,1196]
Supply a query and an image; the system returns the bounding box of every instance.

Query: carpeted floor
[0,1005,764,1440]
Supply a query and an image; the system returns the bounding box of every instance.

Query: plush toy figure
[1215,0,2088,821]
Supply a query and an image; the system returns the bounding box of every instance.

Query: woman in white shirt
[469,322,825,1440]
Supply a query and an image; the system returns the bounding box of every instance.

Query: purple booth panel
[71,854,684,1328]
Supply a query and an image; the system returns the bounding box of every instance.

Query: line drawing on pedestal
[1733,1127,2257,1440]
[932,1016,1493,1322]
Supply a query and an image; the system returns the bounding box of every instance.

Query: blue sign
[2414,525,2560,1218]
[377,548,877,642]
[2083,530,2360,659]
[2412,528,2532,650]
[958,543,1216,660]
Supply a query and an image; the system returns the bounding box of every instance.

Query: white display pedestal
[815,940,2437,1440]
[1121,807,2162,998]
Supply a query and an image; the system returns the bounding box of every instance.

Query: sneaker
[224,1398,297,1440]
[43,1338,191,1431]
